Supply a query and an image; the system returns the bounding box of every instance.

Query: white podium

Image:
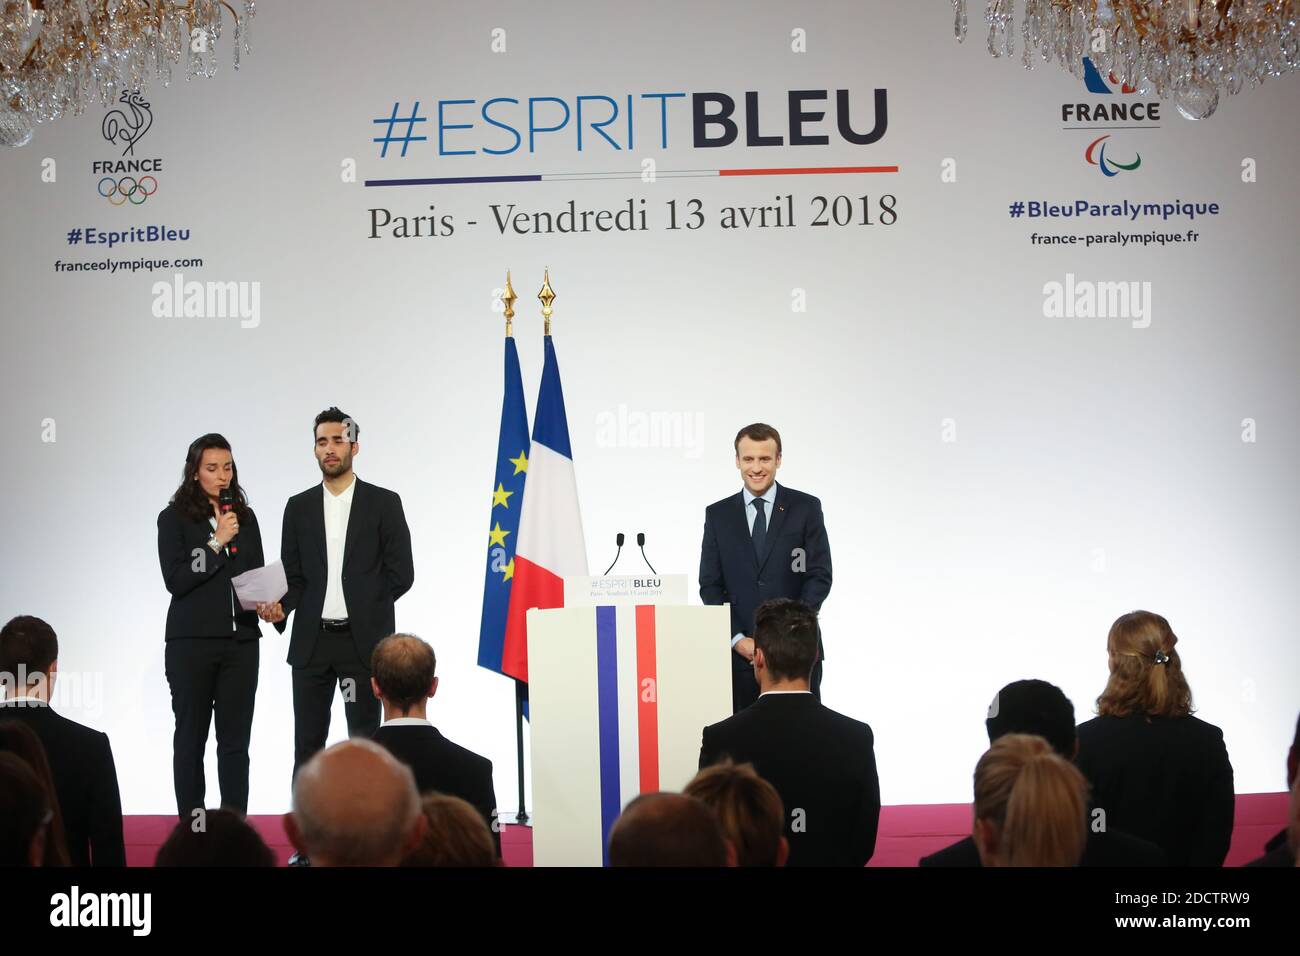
[527,575,732,866]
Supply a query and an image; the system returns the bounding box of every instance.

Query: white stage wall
[1,0,1297,814]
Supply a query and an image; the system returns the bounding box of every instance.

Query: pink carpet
[124,792,1287,866]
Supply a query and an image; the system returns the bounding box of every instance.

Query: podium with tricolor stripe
[528,576,733,866]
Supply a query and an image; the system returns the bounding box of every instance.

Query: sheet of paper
[230,561,288,611]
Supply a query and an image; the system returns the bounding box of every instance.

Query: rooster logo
[101,91,153,156]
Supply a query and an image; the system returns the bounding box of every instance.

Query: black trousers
[731,659,823,713]
[165,636,259,818]
[291,628,381,782]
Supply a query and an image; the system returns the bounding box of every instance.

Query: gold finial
[501,270,517,336]
[538,268,555,336]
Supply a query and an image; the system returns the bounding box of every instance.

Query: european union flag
[477,334,530,675]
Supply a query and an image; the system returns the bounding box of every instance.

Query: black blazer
[275,477,414,667]
[700,693,879,866]
[157,502,265,640]
[0,701,125,866]
[1076,714,1235,866]
[919,827,1168,867]
[699,484,832,670]
[371,723,499,855]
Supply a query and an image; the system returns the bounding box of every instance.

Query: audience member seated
[920,679,1165,866]
[699,598,880,866]
[1075,611,1235,866]
[0,721,70,866]
[0,615,125,866]
[369,634,499,856]
[1245,711,1299,867]
[972,733,1089,866]
[284,738,426,867]
[684,760,787,866]
[607,792,732,867]
[155,808,275,867]
[402,793,498,867]
[0,752,55,866]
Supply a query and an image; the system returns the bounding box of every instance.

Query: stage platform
[121,792,1288,867]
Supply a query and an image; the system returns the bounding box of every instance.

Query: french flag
[501,335,587,681]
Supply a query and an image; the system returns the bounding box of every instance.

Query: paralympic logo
[98,175,159,205]
[1085,135,1140,177]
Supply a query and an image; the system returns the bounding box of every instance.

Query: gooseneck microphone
[637,532,657,575]
[603,532,625,575]
[218,487,239,556]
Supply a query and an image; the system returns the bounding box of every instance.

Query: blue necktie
[752,497,767,559]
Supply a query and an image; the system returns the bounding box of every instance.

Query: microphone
[603,532,625,575]
[218,487,239,556]
[637,533,657,575]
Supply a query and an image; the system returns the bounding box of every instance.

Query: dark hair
[402,794,497,867]
[0,752,52,866]
[607,792,728,867]
[986,680,1077,759]
[169,433,250,525]
[371,634,436,711]
[684,761,784,867]
[752,599,819,682]
[734,423,781,456]
[155,809,275,866]
[0,721,70,865]
[314,406,358,442]
[0,615,58,685]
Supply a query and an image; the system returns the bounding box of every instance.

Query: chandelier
[953,0,1298,119]
[0,0,254,147]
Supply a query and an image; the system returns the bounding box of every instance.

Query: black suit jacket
[1075,714,1235,867]
[275,477,414,667]
[699,483,832,671]
[157,502,265,640]
[919,826,1168,867]
[700,693,878,866]
[371,723,499,855]
[0,701,125,866]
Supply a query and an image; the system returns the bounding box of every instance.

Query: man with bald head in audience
[284,738,425,867]
[369,633,499,855]
[607,792,734,867]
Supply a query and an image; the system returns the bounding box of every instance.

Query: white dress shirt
[380,716,431,728]
[321,475,356,620]
[733,482,779,647]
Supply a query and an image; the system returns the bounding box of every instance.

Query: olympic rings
[98,175,158,205]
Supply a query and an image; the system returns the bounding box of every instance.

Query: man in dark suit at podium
[0,615,125,866]
[699,423,832,712]
[368,634,499,856]
[699,599,878,867]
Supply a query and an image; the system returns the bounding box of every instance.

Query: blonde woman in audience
[972,733,1089,867]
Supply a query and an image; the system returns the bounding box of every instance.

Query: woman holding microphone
[158,433,266,820]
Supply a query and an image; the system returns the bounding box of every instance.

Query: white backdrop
[2,0,1297,814]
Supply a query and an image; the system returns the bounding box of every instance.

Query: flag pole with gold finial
[501,270,517,337]
[538,268,555,336]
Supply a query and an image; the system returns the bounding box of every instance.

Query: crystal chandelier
[953,0,1298,119]
[0,0,254,147]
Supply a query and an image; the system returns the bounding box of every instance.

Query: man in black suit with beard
[256,407,414,790]
[699,599,879,867]
[699,423,832,713]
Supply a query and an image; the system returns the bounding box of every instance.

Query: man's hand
[256,602,285,624]
[734,637,756,661]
